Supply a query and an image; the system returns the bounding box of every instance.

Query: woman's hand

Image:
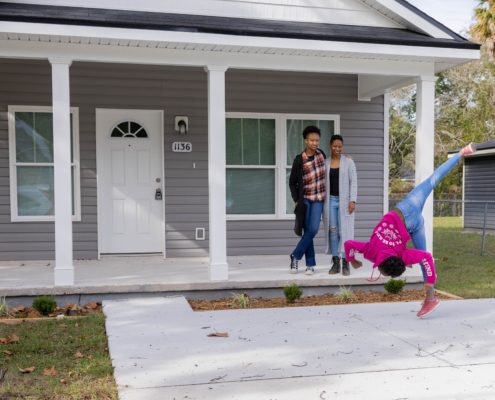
[348,201,356,214]
[350,259,362,269]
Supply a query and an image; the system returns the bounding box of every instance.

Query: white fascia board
[0,21,480,63]
[0,37,438,77]
[371,0,454,39]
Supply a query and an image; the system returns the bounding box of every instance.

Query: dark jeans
[292,199,324,267]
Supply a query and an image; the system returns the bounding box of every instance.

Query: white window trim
[8,105,81,222]
[226,112,340,221]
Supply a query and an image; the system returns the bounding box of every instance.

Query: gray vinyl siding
[0,60,384,260]
[464,156,495,231]
[226,69,384,256]
[0,59,209,259]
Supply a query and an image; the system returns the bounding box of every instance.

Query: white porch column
[50,58,74,286]
[205,65,229,281]
[415,76,436,252]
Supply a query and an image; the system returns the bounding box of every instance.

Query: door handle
[155,188,163,200]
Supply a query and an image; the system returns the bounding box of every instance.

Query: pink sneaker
[417,298,440,318]
[460,143,476,157]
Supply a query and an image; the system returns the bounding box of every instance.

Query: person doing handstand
[344,143,476,318]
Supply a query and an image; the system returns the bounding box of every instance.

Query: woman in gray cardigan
[323,135,358,276]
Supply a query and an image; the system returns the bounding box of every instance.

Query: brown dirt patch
[188,289,454,311]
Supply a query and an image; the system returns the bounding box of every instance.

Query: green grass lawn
[434,217,495,298]
[0,313,117,400]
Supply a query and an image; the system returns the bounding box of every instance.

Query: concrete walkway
[104,296,495,400]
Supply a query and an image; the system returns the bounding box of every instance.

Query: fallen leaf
[3,350,13,356]
[18,366,35,374]
[43,366,57,376]
[85,302,99,310]
[9,334,19,343]
[207,332,229,337]
[441,256,448,262]
[74,351,84,358]
[0,334,19,345]
[60,379,67,384]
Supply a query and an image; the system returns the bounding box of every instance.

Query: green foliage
[470,0,495,59]
[434,217,495,298]
[0,296,11,318]
[384,278,406,294]
[389,45,495,197]
[283,284,303,304]
[230,292,250,309]
[32,295,57,316]
[335,287,356,303]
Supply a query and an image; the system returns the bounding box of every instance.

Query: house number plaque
[172,142,192,152]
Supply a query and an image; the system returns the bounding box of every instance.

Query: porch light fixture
[175,116,188,135]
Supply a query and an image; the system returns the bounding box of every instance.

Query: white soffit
[0,21,479,67]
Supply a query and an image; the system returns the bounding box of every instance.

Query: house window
[226,118,276,215]
[8,106,81,221]
[226,113,338,219]
[111,121,148,138]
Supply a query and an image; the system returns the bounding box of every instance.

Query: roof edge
[394,0,470,41]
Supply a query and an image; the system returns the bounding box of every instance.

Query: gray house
[0,0,479,285]
[463,139,495,231]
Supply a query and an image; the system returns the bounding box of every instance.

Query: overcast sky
[407,0,478,37]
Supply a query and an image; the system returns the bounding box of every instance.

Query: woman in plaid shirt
[289,125,326,275]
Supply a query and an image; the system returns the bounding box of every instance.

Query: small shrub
[231,293,250,309]
[384,278,406,294]
[32,295,57,316]
[0,296,11,317]
[336,286,356,303]
[284,284,303,304]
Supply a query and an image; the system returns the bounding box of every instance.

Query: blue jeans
[329,195,344,258]
[396,153,462,282]
[292,199,324,267]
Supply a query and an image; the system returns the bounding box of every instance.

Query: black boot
[329,256,340,274]
[342,258,350,276]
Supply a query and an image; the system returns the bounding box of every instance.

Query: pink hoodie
[344,211,436,285]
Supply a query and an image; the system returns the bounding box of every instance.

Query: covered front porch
[0,3,480,288]
[1,255,423,302]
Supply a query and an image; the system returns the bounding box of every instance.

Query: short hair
[378,256,406,278]
[330,134,344,145]
[302,125,321,139]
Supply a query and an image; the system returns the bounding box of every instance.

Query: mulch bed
[0,302,102,322]
[188,289,454,311]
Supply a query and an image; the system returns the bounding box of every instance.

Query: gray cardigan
[323,155,358,255]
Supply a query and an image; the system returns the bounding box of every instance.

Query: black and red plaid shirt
[302,150,326,201]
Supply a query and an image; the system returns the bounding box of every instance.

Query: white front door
[96,109,164,254]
